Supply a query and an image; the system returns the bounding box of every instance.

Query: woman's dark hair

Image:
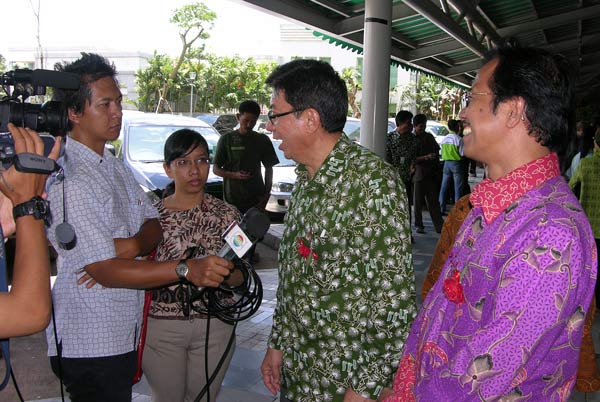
[162,129,209,197]
[485,43,575,152]
[52,53,119,129]
[265,59,347,133]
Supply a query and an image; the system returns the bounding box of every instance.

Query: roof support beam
[402,0,487,57]
[497,4,600,37]
[543,33,600,54]
[446,59,484,76]
[390,49,471,86]
[391,32,418,49]
[448,0,502,45]
[408,39,466,61]
[308,0,352,18]
[440,0,450,14]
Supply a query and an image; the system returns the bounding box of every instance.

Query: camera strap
[0,226,13,390]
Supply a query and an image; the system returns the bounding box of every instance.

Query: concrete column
[359,0,392,158]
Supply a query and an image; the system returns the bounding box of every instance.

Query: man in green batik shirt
[569,130,600,308]
[260,59,416,402]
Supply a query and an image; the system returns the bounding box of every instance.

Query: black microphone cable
[180,257,262,402]
[188,258,263,324]
[193,317,237,402]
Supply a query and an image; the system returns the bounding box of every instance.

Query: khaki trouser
[142,316,235,402]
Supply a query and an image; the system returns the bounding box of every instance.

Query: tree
[135,53,277,113]
[341,67,362,117]
[136,52,179,112]
[157,2,216,112]
[396,73,464,121]
[29,0,44,69]
[191,55,276,112]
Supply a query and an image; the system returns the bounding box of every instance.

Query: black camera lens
[0,100,68,136]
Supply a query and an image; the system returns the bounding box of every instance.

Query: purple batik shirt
[385,156,597,401]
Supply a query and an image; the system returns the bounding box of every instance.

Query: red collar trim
[469,153,560,224]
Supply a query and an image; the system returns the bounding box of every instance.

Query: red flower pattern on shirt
[381,354,417,402]
[298,238,318,261]
[470,153,560,224]
[443,269,464,304]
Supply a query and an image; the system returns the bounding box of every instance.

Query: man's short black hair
[266,59,347,133]
[485,43,574,152]
[413,114,428,126]
[52,53,118,130]
[53,53,118,114]
[238,100,260,117]
[395,110,413,126]
[447,119,460,133]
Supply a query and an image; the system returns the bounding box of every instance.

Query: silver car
[118,111,223,199]
[266,139,296,214]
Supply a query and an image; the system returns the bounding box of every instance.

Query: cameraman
[0,123,60,338]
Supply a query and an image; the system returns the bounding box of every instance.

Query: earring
[520,114,525,121]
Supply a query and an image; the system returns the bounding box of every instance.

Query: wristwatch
[12,196,51,226]
[175,259,189,282]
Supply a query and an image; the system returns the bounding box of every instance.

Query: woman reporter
[142,129,242,402]
[0,123,61,338]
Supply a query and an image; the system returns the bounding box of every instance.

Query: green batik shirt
[569,148,600,238]
[268,135,416,402]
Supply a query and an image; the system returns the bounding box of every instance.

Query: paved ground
[2,171,600,401]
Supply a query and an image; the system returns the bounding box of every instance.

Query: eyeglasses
[462,91,493,107]
[172,158,210,168]
[267,108,306,124]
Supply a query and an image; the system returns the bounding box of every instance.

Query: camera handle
[13,153,59,174]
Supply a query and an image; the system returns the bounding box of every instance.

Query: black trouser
[414,177,444,233]
[50,350,137,402]
[468,157,477,174]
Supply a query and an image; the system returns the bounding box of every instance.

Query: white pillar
[359,0,392,158]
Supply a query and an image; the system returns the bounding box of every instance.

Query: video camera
[0,68,80,172]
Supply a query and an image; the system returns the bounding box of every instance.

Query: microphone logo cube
[224,223,252,258]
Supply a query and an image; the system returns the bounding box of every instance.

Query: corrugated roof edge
[311,30,468,89]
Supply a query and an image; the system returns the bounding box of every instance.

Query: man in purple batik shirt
[351,45,597,402]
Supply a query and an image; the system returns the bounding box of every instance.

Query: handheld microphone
[187,208,268,323]
[217,207,270,261]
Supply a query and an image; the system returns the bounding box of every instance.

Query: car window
[343,119,395,142]
[216,115,237,126]
[271,140,296,167]
[427,123,450,137]
[197,115,218,125]
[126,124,220,162]
[343,120,361,142]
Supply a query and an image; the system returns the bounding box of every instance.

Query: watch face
[13,196,51,225]
[176,261,189,279]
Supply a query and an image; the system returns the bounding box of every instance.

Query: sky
[1,0,290,58]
